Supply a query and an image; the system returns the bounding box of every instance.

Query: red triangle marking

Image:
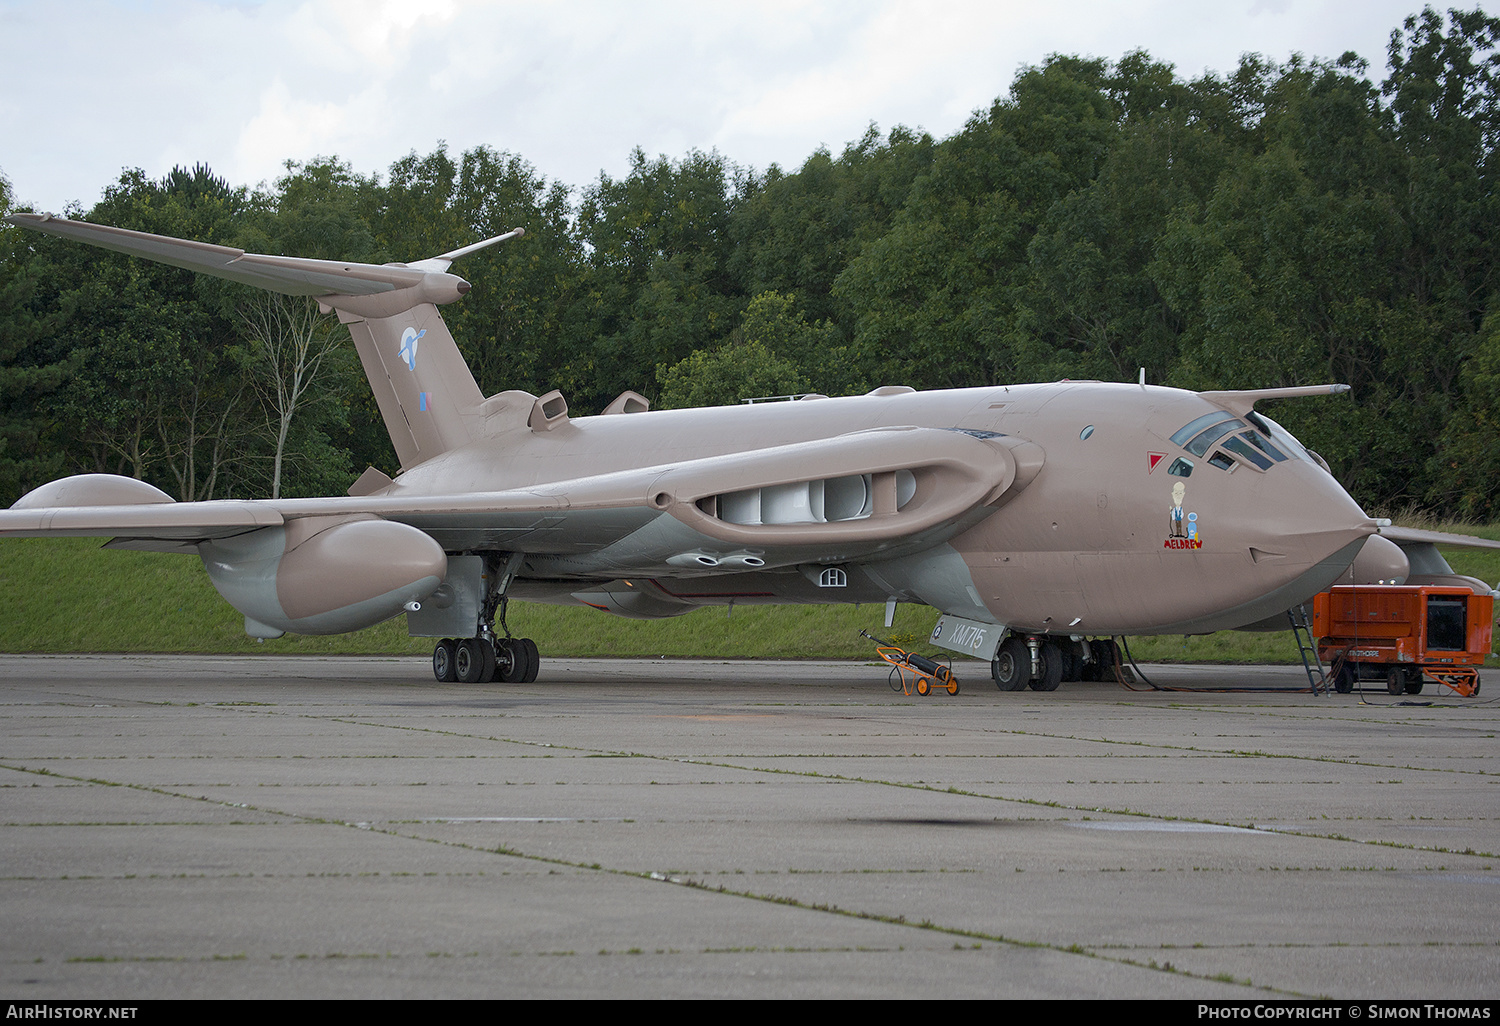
[1148,452,1166,472]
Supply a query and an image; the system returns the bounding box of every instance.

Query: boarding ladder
[1288,604,1327,695]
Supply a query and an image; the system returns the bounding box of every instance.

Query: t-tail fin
[336,304,485,469]
[2,213,523,472]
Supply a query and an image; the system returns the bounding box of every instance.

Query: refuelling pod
[199,515,446,638]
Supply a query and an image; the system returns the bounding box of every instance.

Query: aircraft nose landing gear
[992,634,1067,692]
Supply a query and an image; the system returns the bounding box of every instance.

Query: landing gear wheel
[1087,639,1120,682]
[1080,642,1100,682]
[519,638,540,683]
[1029,641,1063,692]
[1387,668,1405,696]
[492,639,524,683]
[433,639,457,682]
[993,638,1029,691]
[493,638,538,683]
[456,638,490,684]
[1058,640,1084,682]
[1332,661,1355,694]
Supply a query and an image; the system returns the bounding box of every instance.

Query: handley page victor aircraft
[3,213,1497,689]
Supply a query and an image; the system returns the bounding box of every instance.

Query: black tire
[520,638,540,683]
[433,639,457,682]
[492,639,519,683]
[1404,673,1424,695]
[1386,668,1405,696]
[456,638,488,684]
[1029,641,1063,692]
[1058,640,1083,682]
[993,638,1030,691]
[1332,661,1355,694]
[1089,639,1119,682]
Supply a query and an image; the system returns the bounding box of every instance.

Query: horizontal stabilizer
[4,213,449,299]
[5,213,530,468]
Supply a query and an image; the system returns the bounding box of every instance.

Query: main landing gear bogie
[432,636,539,684]
[993,635,1112,693]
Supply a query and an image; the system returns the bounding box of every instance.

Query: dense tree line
[1,7,1497,516]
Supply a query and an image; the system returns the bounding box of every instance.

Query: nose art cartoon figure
[1169,482,1186,538]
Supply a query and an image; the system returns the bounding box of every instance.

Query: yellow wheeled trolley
[862,630,959,696]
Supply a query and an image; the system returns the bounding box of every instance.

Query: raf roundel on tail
[4,212,1498,688]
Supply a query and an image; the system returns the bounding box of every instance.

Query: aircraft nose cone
[1149,461,1378,634]
[1234,462,1376,607]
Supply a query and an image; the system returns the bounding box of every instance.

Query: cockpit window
[1174,407,1315,472]
[1253,412,1318,465]
[1183,418,1246,456]
[1170,412,1237,449]
[1167,457,1193,477]
[1237,430,1288,462]
[1221,434,1274,470]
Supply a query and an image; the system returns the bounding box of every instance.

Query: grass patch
[1,529,1494,662]
[0,538,926,658]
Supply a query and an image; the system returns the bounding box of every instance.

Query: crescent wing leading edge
[0,427,1030,573]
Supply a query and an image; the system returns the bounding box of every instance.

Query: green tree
[26,167,259,496]
[572,148,742,410]
[443,146,583,402]
[240,292,350,499]
[656,289,851,409]
[727,125,936,328]
[1432,307,1500,515]
[657,341,809,409]
[265,157,388,483]
[835,56,1117,391]
[0,170,77,502]
[1020,53,1230,383]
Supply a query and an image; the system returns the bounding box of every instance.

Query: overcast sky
[0,0,1468,213]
